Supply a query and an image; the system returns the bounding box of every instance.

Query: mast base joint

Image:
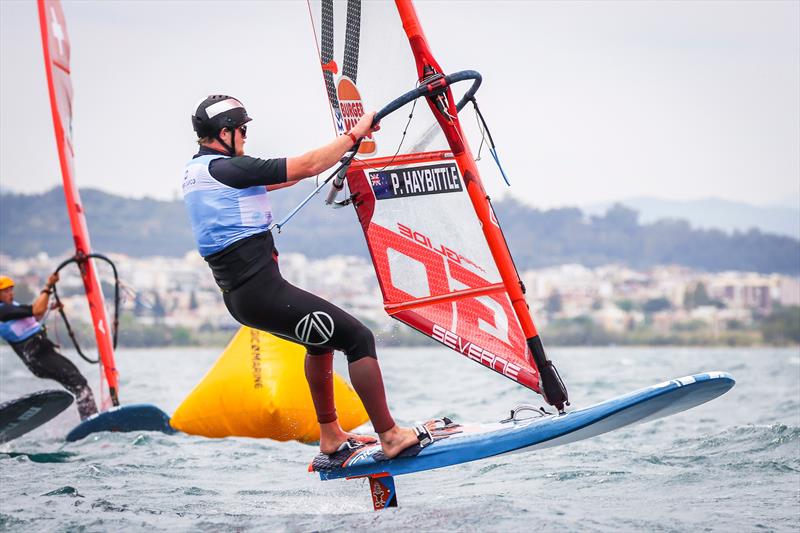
[527,335,569,411]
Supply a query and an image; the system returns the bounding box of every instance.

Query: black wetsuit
[0,302,98,420]
[185,146,394,434]
[194,147,377,361]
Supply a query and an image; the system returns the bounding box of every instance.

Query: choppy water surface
[1,345,798,531]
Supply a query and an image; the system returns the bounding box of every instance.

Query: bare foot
[378,422,435,459]
[344,432,377,445]
[319,420,376,454]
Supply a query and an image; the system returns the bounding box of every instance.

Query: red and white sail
[37,0,119,408]
[307,1,569,408]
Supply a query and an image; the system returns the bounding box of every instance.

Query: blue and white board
[65,403,175,442]
[0,390,74,444]
[311,372,734,508]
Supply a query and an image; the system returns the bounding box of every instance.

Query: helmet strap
[215,128,236,156]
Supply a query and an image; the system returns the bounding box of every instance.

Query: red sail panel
[37,0,119,407]
[347,155,540,392]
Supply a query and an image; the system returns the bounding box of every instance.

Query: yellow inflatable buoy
[170,327,368,442]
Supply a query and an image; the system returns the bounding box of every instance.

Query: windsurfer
[183,95,432,458]
[0,274,98,420]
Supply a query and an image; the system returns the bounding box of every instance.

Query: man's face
[0,287,13,304]
[219,126,247,157]
[233,124,247,156]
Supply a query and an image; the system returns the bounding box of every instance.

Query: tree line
[1,187,797,274]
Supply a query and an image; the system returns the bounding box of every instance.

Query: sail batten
[385,283,507,315]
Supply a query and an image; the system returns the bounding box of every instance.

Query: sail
[307,1,568,408]
[37,0,119,407]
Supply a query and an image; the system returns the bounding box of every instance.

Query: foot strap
[335,438,364,453]
[428,417,456,430]
[311,439,369,471]
[413,424,434,448]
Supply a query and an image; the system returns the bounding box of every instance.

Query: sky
[0,0,798,210]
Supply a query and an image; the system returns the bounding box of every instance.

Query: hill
[584,197,800,240]
[1,187,797,274]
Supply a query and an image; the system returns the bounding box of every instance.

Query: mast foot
[527,336,569,411]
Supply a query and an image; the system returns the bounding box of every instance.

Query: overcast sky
[1,0,797,209]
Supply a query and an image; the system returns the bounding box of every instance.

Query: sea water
[0,345,798,532]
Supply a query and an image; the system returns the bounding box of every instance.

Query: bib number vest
[0,303,42,344]
[182,154,273,257]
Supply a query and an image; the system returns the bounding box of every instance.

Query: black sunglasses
[237,124,247,138]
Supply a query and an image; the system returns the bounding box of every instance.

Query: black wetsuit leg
[223,258,376,360]
[12,332,99,420]
[223,257,395,433]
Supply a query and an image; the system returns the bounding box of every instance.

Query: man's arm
[285,111,378,180]
[0,302,34,322]
[208,111,378,189]
[31,290,51,320]
[266,181,300,192]
[31,273,58,319]
[285,134,358,180]
[209,156,288,189]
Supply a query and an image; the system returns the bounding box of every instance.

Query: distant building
[593,305,641,333]
[708,272,775,313]
[3,250,797,343]
[777,277,800,307]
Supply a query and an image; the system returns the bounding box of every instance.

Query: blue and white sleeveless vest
[0,302,42,344]
[182,154,273,257]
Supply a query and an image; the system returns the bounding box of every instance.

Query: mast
[393,0,568,410]
[37,0,120,406]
